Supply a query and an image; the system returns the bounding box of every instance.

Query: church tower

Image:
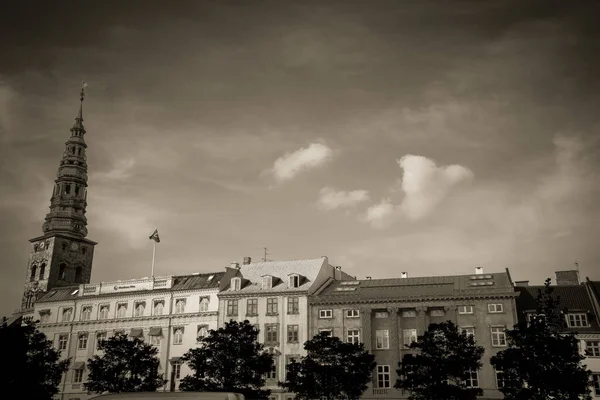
[21,85,97,310]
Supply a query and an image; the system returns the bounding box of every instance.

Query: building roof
[36,272,224,304]
[311,271,515,304]
[222,257,328,294]
[515,284,600,331]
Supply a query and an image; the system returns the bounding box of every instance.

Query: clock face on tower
[39,241,45,250]
[70,242,79,251]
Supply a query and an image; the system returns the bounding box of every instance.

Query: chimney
[366,276,371,280]
[555,270,579,286]
[334,266,342,280]
[230,262,240,269]
[400,272,408,279]
[474,266,484,275]
[243,257,251,265]
[514,280,529,287]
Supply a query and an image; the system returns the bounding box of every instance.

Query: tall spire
[41,83,91,238]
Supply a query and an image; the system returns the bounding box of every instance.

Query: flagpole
[151,238,156,278]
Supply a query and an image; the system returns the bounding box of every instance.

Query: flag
[149,229,160,243]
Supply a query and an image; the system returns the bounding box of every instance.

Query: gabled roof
[515,284,600,331]
[36,272,224,304]
[222,257,327,294]
[311,271,515,304]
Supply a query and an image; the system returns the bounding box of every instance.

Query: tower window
[59,263,66,280]
[30,265,37,282]
[62,243,67,251]
[70,146,75,154]
[75,186,80,196]
[39,263,46,280]
[75,267,83,283]
[65,184,71,195]
[82,247,87,255]
[78,148,82,156]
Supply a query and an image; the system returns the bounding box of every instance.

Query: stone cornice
[37,311,218,329]
[218,290,308,299]
[309,292,519,306]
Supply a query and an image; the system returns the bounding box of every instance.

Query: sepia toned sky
[1,0,599,317]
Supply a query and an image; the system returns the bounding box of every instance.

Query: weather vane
[80,81,88,102]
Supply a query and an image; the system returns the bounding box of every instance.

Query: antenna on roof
[263,247,272,262]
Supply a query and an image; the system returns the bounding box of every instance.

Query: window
[262,276,272,289]
[173,328,184,345]
[289,274,300,288]
[347,329,360,344]
[592,374,600,396]
[197,325,209,341]
[98,305,109,319]
[566,313,588,328]
[149,328,162,345]
[62,308,73,322]
[247,298,258,315]
[134,302,145,317]
[173,362,182,380]
[77,334,88,350]
[495,369,505,388]
[287,297,299,314]
[586,341,600,357]
[488,303,503,313]
[266,358,278,379]
[30,265,37,281]
[73,368,84,383]
[460,326,475,338]
[154,301,164,315]
[402,310,416,318]
[266,298,278,315]
[230,277,241,291]
[491,327,507,347]
[65,184,71,194]
[227,300,238,316]
[319,309,333,319]
[58,334,68,350]
[458,305,474,314]
[375,330,389,349]
[116,304,127,318]
[403,329,417,347]
[74,266,82,282]
[465,370,479,388]
[376,365,390,388]
[266,324,279,344]
[39,263,46,280]
[96,332,107,347]
[175,299,186,314]
[318,328,332,337]
[199,297,210,312]
[287,325,299,343]
[346,309,359,318]
[430,309,445,317]
[59,263,66,280]
[81,306,92,321]
[375,311,389,319]
[39,312,50,323]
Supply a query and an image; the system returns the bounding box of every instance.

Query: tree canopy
[395,320,485,400]
[0,319,70,400]
[490,278,592,400]
[279,331,376,400]
[179,320,274,399]
[84,332,166,394]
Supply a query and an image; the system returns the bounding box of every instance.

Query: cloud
[317,187,370,211]
[363,155,474,228]
[397,155,474,221]
[90,158,135,182]
[267,142,333,183]
[0,80,15,139]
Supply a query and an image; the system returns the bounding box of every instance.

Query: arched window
[59,263,66,280]
[39,263,46,280]
[30,265,37,282]
[75,266,83,282]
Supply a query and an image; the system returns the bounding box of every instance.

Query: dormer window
[289,274,300,288]
[231,277,241,291]
[262,276,273,290]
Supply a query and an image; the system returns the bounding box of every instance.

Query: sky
[1,0,599,317]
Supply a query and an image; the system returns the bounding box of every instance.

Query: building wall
[310,297,517,400]
[34,279,220,400]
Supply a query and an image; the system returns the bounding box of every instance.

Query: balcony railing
[373,388,390,395]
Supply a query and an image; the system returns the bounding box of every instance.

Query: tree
[490,278,592,400]
[395,321,485,400]
[85,332,166,394]
[0,319,70,400]
[179,320,274,399]
[279,331,376,400]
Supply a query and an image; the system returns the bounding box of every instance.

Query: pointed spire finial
[73,82,87,130]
